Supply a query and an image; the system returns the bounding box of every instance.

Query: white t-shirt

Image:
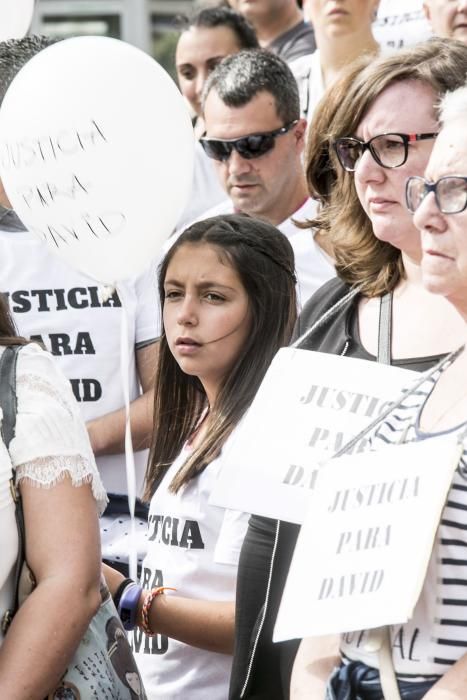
[0,220,158,495]
[341,356,467,681]
[0,344,106,645]
[290,49,325,121]
[176,141,226,233]
[197,197,335,309]
[133,430,249,699]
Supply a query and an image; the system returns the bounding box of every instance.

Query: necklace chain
[422,388,467,434]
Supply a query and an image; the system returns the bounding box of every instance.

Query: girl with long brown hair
[104,213,297,699]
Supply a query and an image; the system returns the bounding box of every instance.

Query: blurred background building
[29,1,430,82]
[30,0,189,77]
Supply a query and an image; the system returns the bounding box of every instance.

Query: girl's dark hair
[0,294,25,346]
[177,6,258,50]
[144,214,297,497]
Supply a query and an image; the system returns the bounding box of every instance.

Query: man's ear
[295,118,308,150]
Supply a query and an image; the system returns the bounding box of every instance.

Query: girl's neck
[318,30,378,87]
[188,405,211,450]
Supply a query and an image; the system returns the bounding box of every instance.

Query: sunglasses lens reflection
[202,133,277,162]
[237,134,275,159]
[201,140,233,161]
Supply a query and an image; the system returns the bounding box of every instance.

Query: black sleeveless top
[229,277,448,700]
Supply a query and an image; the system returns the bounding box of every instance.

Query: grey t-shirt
[267,19,315,63]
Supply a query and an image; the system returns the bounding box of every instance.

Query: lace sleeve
[8,344,107,515]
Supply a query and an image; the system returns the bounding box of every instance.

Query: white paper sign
[209,348,416,523]
[373,0,432,49]
[274,436,461,642]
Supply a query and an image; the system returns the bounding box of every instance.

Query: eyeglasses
[333,132,438,172]
[200,120,298,162]
[406,175,467,215]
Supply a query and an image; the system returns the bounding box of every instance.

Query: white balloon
[0,36,195,284]
[0,0,34,42]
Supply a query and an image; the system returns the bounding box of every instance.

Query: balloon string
[118,283,138,583]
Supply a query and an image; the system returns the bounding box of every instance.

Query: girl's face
[305,0,379,36]
[353,80,439,261]
[163,242,251,403]
[176,25,242,117]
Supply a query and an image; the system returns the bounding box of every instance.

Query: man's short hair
[0,35,56,106]
[202,48,300,123]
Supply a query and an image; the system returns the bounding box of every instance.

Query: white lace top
[0,343,107,642]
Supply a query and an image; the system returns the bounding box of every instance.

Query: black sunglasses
[406,175,467,215]
[333,132,438,172]
[200,120,298,162]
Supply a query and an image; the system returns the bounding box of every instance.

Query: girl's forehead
[165,241,241,282]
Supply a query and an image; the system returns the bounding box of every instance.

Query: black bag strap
[377,292,393,365]
[0,345,20,448]
[292,285,362,350]
[0,345,25,634]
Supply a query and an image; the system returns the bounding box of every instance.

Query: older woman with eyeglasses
[229,39,467,700]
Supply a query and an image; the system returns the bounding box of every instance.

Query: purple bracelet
[118,583,142,631]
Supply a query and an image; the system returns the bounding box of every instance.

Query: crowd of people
[1,0,467,699]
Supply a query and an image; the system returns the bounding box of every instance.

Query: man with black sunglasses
[196,49,335,307]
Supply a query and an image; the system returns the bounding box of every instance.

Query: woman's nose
[413,191,444,234]
[354,147,385,184]
[177,296,198,325]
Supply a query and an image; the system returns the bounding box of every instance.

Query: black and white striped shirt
[341,352,467,681]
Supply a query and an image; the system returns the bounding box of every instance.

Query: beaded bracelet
[141,586,177,637]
